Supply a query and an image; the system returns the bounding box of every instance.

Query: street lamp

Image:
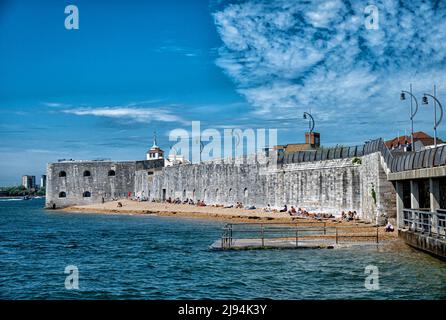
[422,88,443,148]
[303,112,315,133]
[400,84,419,149]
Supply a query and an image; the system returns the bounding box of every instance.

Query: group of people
[341,211,359,221]
[165,197,207,207]
[262,204,334,219]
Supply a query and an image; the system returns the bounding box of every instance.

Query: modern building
[21,175,36,189]
[40,175,47,188]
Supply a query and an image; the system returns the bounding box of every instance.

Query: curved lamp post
[400,84,419,148]
[303,112,315,133]
[422,91,444,148]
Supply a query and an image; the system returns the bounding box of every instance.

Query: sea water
[0,198,445,299]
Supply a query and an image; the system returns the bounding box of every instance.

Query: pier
[210,221,380,250]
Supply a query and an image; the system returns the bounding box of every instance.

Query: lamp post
[194,137,204,162]
[303,112,315,133]
[400,84,419,149]
[169,145,177,165]
[422,87,443,148]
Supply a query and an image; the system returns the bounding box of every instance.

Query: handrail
[402,209,446,239]
[219,222,379,249]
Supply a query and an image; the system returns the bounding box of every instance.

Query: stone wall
[149,152,396,221]
[45,159,163,209]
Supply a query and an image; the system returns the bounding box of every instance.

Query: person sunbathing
[279,204,287,212]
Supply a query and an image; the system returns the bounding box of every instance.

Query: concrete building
[164,154,190,167]
[40,175,47,188]
[22,175,36,189]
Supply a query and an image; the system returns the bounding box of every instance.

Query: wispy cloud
[155,45,202,57]
[212,0,446,138]
[62,106,187,124]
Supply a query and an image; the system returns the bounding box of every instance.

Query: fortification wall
[45,159,163,209]
[148,152,396,221]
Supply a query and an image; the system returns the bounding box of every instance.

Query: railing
[220,222,379,249]
[279,137,446,174]
[402,209,446,238]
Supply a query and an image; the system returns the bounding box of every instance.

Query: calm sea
[0,198,445,299]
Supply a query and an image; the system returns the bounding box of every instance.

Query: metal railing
[220,222,379,249]
[402,209,446,238]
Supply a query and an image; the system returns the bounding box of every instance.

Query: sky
[1,0,446,185]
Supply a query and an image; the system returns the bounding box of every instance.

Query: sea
[1,198,445,299]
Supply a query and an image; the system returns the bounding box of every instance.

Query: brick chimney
[305,132,320,148]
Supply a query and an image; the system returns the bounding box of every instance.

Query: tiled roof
[385,131,443,148]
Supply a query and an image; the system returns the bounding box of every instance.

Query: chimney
[305,132,320,148]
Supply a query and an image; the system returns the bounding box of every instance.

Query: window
[147,171,153,175]
[59,191,66,198]
[83,191,91,197]
[59,171,66,177]
[83,170,91,177]
[108,170,116,176]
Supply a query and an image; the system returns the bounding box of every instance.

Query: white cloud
[212,0,446,140]
[62,107,186,124]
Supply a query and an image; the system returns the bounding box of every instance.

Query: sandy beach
[61,199,398,240]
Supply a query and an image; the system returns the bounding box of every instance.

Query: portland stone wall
[149,152,396,221]
[45,159,163,209]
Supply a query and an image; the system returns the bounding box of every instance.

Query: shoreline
[59,199,398,241]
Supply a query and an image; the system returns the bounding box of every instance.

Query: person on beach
[385,222,394,232]
[279,204,287,212]
[263,204,271,212]
[289,206,297,215]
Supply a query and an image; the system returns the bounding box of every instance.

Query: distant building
[40,175,47,188]
[274,131,321,154]
[164,154,190,167]
[385,131,444,152]
[22,175,36,189]
[146,133,164,160]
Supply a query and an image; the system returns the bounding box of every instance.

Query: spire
[152,130,158,149]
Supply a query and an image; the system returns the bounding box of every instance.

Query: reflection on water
[0,199,445,299]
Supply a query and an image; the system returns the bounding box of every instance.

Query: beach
[61,199,398,240]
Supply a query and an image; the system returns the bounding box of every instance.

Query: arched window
[59,171,66,177]
[183,189,186,198]
[83,191,91,198]
[59,191,66,198]
[108,170,116,176]
[83,170,91,177]
[244,188,248,198]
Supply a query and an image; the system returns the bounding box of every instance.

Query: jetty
[210,221,380,250]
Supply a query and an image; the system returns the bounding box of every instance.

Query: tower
[146,131,164,160]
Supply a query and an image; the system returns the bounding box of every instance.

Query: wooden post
[295,229,298,247]
[376,226,379,244]
[261,224,264,247]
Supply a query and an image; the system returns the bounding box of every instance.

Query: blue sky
[1,0,446,185]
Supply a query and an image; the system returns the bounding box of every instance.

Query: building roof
[385,131,443,148]
[274,143,313,153]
